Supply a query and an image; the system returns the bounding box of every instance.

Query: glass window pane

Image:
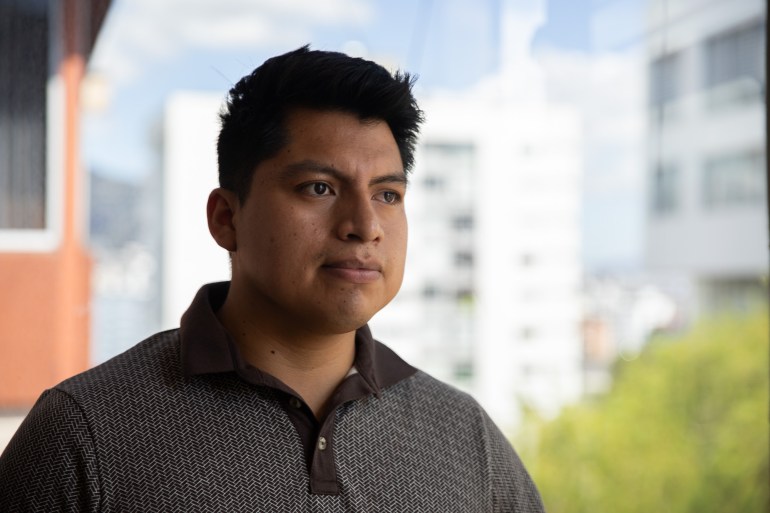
[0,0,48,230]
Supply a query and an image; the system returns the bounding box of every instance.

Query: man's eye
[378,191,401,204]
[302,182,332,196]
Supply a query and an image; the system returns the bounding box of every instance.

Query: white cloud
[89,0,373,84]
[533,46,649,269]
[536,48,647,195]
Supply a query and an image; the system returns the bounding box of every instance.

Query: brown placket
[275,370,376,494]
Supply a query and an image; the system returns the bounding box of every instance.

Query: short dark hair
[217,45,424,202]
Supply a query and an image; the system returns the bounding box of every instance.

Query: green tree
[520,311,769,513]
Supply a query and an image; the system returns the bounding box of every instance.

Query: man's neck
[215,293,356,420]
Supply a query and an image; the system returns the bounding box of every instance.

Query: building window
[421,142,476,194]
[423,175,444,190]
[704,20,765,90]
[0,1,49,229]
[650,51,683,106]
[519,253,535,267]
[651,163,680,215]
[700,277,768,313]
[454,251,474,266]
[520,327,537,340]
[422,285,439,298]
[423,142,475,168]
[452,360,473,381]
[703,151,765,208]
[452,214,473,230]
[455,288,474,302]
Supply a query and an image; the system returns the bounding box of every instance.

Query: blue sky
[83,0,644,271]
[84,0,598,180]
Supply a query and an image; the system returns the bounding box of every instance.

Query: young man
[0,46,544,512]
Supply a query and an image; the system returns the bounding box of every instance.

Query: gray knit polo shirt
[0,283,544,512]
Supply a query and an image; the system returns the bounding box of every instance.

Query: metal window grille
[0,0,49,229]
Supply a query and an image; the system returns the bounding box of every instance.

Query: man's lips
[321,259,382,283]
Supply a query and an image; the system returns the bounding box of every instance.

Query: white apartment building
[371,96,584,431]
[645,0,767,316]
[373,1,583,430]
[162,92,231,329]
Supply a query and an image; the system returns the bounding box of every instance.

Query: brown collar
[179,282,416,395]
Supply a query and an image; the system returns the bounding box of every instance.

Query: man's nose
[335,194,383,242]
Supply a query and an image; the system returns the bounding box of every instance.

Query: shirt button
[317,436,327,451]
[289,397,302,409]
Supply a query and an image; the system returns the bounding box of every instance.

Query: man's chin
[311,304,384,335]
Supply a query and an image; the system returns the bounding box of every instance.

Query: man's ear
[207,188,239,252]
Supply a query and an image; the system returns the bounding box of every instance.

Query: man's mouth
[322,259,382,283]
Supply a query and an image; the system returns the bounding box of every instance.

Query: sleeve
[0,388,101,513]
[481,410,546,513]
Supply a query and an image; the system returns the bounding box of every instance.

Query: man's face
[229,108,408,335]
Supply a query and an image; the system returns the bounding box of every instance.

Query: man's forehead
[279,109,402,160]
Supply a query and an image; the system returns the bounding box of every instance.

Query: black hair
[217,45,424,202]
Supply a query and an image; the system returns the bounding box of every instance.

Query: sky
[84,0,601,179]
[82,0,646,271]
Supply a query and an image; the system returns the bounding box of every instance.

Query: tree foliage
[520,310,769,512]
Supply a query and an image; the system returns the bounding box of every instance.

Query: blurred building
[580,274,678,394]
[645,0,767,316]
[161,92,231,329]
[0,0,111,410]
[373,0,583,430]
[89,171,162,364]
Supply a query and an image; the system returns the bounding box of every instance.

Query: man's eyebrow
[283,160,342,180]
[369,173,408,187]
[283,159,408,187]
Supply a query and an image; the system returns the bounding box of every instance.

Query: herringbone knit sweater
[0,286,544,512]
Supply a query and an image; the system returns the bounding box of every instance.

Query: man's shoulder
[382,368,488,422]
[55,328,182,401]
[347,367,546,511]
[381,368,514,446]
[402,370,478,404]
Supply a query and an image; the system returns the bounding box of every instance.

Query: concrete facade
[644,0,767,315]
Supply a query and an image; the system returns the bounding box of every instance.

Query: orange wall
[0,251,90,407]
[0,0,94,408]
